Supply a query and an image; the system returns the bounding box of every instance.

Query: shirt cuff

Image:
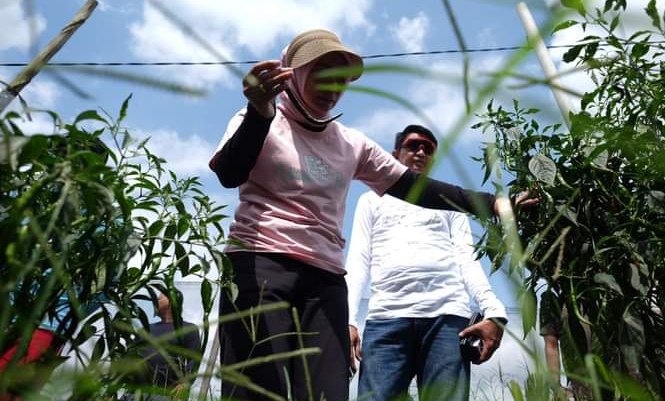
[488,317,508,325]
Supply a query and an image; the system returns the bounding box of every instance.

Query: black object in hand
[459,312,484,362]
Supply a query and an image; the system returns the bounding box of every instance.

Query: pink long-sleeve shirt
[214,106,407,274]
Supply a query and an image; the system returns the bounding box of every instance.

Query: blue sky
[1,0,650,310]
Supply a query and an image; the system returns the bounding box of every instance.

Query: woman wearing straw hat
[209,29,509,401]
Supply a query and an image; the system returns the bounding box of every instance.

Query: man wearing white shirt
[346,125,508,401]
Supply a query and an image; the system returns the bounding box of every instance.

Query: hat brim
[288,40,363,81]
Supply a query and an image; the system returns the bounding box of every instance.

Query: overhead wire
[1,41,663,67]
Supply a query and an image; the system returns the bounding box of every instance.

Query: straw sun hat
[284,29,364,81]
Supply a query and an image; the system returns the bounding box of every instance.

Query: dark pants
[358,315,471,401]
[220,252,350,401]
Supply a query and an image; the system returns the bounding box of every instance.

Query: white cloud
[133,128,216,177]
[4,112,58,136]
[22,80,59,109]
[390,12,430,53]
[353,55,507,147]
[0,0,46,52]
[96,0,110,12]
[0,72,59,111]
[354,107,414,145]
[86,0,136,15]
[129,5,237,88]
[129,0,376,87]
[477,27,498,48]
[1,68,61,135]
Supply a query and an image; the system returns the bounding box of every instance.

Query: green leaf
[0,136,30,170]
[506,127,520,141]
[175,242,189,275]
[326,84,434,130]
[198,256,211,274]
[609,15,621,32]
[135,200,160,211]
[646,0,662,30]
[148,220,165,237]
[164,222,177,242]
[201,279,213,314]
[613,371,658,401]
[228,282,239,303]
[91,336,106,361]
[562,45,584,63]
[175,199,187,215]
[581,91,596,110]
[594,273,624,295]
[584,42,599,60]
[119,94,132,123]
[583,146,609,168]
[632,43,649,59]
[561,0,586,15]
[552,20,579,34]
[606,36,623,50]
[629,264,647,296]
[555,204,578,225]
[177,217,190,238]
[134,177,159,192]
[508,380,525,401]
[647,190,665,212]
[521,288,537,337]
[17,135,48,164]
[528,153,556,186]
[628,30,651,42]
[481,151,492,185]
[593,150,608,168]
[603,0,614,12]
[73,110,108,125]
[621,310,645,373]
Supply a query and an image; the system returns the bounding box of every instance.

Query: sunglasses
[401,139,436,155]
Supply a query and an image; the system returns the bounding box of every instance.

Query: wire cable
[1,41,663,67]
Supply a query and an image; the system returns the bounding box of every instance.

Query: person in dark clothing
[539,288,592,400]
[138,291,201,396]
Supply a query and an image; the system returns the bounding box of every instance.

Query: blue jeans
[358,315,470,401]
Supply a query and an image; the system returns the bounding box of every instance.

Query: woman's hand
[243,60,293,118]
[349,325,362,375]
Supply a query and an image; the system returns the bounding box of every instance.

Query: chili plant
[473,1,664,399]
[0,96,232,399]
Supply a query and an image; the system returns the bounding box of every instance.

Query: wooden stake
[196,322,221,401]
[516,2,572,129]
[0,0,98,113]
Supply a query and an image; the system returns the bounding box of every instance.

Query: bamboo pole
[516,2,572,129]
[0,0,98,113]
[196,323,221,401]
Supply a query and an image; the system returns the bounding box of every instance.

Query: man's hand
[493,190,539,216]
[349,325,362,374]
[459,319,504,364]
[514,190,539,208]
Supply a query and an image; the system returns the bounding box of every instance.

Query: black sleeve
[385,170,496,218]
[209,103,274,188]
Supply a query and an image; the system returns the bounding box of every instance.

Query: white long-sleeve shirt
[346,191,507,328]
